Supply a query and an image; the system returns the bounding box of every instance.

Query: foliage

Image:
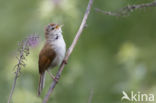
[0,0,156,103]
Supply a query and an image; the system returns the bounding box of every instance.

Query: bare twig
[42,0,93,102]
[8,35,39,103]
[95,1,156,16]
[95,8,120,16]
[88,88,94,103]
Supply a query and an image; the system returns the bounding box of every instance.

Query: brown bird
[38,23,66,96]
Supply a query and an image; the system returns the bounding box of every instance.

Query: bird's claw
[63,60,67,64]
[54,77,59,83]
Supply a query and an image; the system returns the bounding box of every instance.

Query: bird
[38,23,66,96]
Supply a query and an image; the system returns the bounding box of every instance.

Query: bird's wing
[39,43,56,74]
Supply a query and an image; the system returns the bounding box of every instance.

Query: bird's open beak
[55,24,64,29]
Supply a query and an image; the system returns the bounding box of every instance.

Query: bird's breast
[50,37,66,67]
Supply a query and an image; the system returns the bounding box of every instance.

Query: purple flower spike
[27,34,40,47]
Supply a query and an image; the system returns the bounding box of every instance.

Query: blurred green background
[0,0,156,103]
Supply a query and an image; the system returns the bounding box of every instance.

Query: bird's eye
[51,27,55,30]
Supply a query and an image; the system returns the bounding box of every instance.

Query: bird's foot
[47,70,55,79]
[47,70,59,83]
[54,77,59,83]
[63,59,67,64]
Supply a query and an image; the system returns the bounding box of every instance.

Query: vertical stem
[8,41,27,103]
[8,73,18,103]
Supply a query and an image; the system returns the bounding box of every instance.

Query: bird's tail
[38,72,45,96]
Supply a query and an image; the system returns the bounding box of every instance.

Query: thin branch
[42,0,93,102]
[95,1,156,16]
[95,8,120,16]
[8,35,39,103]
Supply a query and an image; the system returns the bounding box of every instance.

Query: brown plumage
[39,43,56,73]
[38,42,56,96]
